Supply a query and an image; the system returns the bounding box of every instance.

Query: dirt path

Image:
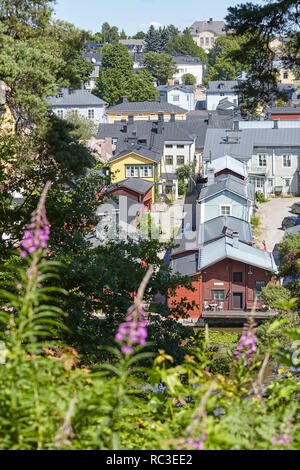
[255,196,300,263]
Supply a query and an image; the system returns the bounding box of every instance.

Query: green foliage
[225,1,300,114]
[251,216,260,227]
[101,43,133,73]
[0,3,93,125]
[182,73,196,85]
[205,34,246,84]
[255,192,268,203]
[93,45,157,105]
[261,284,292,309]
[141,52,178,85]
[65,110,98,141]
[165,28,207,63]
[144,25,178,54]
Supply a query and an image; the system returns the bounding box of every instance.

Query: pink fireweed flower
[20,182,51,259]
[270,434,293,447]
[115,304,148,355]
[233,321,257,365]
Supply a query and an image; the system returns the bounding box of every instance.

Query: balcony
[248,167,267,175]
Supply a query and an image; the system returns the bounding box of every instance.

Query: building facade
[48,88,108,124]
[189,19,226,52]
[206,81,239,111]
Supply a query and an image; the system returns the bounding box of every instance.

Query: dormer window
[58,92,63,98]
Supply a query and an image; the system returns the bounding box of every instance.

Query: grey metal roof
[190,20,226,36]
[207,80,239,93]
[108,178,153,195]
[198,236,277,272]
[120,39,145,46]
[172,216,253,256]
[207,155,248,178]
[267,107,300,114]
[107,100,187,113]
[47,88,107,107]
[171,252,199,276]
[96,194,142,225]
[171,235,276,276]
[172,54,205,65]
[97,120,197,154]
[198,174,254,202]
[217,98,238,110]
[203,127,300,161]
[109,144,162,163]
[83,52,103,65]
[158,84,195,94]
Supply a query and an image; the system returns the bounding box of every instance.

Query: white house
[47,88,108,125]
[83,52,103,91]
[157,85,195,111]
[203,120,300,196]
[172,55,205,86]
[206,80,239,111]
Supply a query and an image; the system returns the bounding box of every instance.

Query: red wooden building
[107,178,153,211]
[170,231,277,318]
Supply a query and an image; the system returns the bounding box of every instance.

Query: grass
[251,216,262,238]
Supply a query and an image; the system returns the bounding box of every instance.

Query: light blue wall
[203,190,249,222]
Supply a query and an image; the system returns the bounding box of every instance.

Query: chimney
[158,113,164,122]
[123,95,128,103]
[128,115,134,125]
[157,120,163,134]
[232,232,239,249]
[207,165,215,185]
[170,113,176,122]
[233,120,239,131]
[122,124,127,133]
[273,119,279,129]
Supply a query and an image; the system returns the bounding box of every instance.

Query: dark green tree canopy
[141,52,178,85]
[101,43,133,73]
[144,24,178,53]
[225,0,300,113]
[165,28,207,63]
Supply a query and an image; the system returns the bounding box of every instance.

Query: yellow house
[109,147,162,201]
[106,97,187,124]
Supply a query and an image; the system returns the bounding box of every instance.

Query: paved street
[255,196,300,263]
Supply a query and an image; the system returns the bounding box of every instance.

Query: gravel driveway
[255,196,300,263]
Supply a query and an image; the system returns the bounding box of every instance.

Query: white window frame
[176,155,185,166]
[282,154,291,168]
[219,205,231,216]
[258,154,267,167]
[173,95,180,102]
[165,155,173,165]
[57,109,64,118]
[88,109,95,119]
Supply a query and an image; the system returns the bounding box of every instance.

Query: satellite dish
[91,58,96,64]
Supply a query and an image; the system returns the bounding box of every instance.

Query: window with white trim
[177,156,184,165]
[212,290,225,300]
[165,156,173,165]
[125,165,153,178]
[88,109,94,119]
[220,205,231,216]
[283,154,291,167]
[258,154,267,167]
[173,95,180,102]
[57,110,64,118]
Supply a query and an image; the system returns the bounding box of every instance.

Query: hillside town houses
[44,19,300,323]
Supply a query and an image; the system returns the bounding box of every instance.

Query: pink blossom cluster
[21,227,50,258]
[270,434,293,446]
[233,322,257,364]
[184,433,206,450]
[115,304,148,355]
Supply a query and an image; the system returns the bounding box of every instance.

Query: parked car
[281,216,300,230]
[291,202,300,215]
